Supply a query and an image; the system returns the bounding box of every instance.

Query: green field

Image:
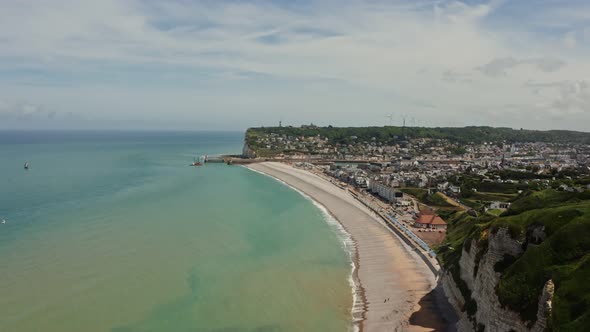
[487,209,504,216]
[400,188,455,208]
[470,191,518,202]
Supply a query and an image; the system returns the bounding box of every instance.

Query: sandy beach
[248,162,451,332]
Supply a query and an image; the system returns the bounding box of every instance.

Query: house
[414,213,447,230]
[448,184,461,194]
[396,199,412,207]
[354,176,368,188]
[489,201,511,209]
[559,184,575,192]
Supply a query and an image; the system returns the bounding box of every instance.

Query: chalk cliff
[442,227,554,332]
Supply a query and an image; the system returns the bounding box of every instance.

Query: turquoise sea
[0,131,352,332]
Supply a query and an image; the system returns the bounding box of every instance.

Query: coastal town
[7,0,590,330]
[240,125,590,332]
[242,125,590,247]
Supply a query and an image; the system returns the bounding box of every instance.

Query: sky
[0,0,589,131]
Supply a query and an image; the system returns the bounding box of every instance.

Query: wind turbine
[384,114,394,126]
[401,115,407,138]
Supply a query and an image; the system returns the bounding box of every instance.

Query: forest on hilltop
[246,126,590,145]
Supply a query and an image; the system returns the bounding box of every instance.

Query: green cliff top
[438,189,590,331]
[246,125,590,145]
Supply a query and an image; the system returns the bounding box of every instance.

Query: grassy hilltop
[438,190,590,331]
[246,126,590,146]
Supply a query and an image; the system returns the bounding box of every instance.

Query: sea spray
[245,166,362,332]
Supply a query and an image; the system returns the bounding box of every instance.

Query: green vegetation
[552,256,590,331]
[459,191,518,213]
[494,205,588,323]
[460,198,484,210]
[437,189,590,331]
[470,192,518,202]
[247,125,590,146]
[436,211,494,326]
[503,190,590,216]
[447,146,468,155]
[454,171,587,201]
[437,212,494,268]
[468,181,529,195]
[494,169,550,180]
[450,173,532,196]
[487,209,504,216]
[399,188,454,207]
[254,148,281,157]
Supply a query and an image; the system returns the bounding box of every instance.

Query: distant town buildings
[249,126,590,235]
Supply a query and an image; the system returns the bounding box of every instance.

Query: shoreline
[246,166,367,330]
[247,162,452,332]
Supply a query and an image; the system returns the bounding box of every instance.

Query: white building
[369,181,403,202]
[449,184,461,194]
[489,201,511,209]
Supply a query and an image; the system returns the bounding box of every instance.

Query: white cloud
[549,81,590,115]
[477,57,566,77]
[563,31,577,48]
[524,80,590,122]
[442,70,472,83]
[0,100,61,123]
[0,0,589,131]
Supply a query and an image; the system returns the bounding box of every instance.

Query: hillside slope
[437,190,590,331]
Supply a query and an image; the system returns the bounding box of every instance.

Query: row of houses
[437,181,461,194]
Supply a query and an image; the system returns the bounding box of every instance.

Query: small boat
[24,162,29,170]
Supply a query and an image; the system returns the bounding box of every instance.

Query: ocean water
[0,131,352,332]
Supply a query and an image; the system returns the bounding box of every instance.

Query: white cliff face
[242,143,257,158]
[442,228,554,332]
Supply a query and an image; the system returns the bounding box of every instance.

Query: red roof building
[414,213,447,229]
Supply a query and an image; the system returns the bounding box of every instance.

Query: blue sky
[0,0,589,131]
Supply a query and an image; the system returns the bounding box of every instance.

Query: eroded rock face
[442,228,554,332]
[242,143,257,158]
[526,225,546,249]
